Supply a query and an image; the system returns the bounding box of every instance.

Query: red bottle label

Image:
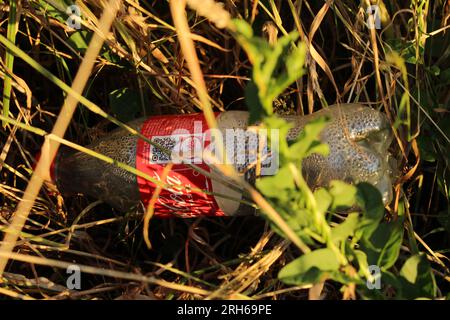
[136,113,225,217]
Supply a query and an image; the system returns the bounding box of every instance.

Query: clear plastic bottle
[52,104,393,217]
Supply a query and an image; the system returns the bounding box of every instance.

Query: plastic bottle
[52,103,393,217]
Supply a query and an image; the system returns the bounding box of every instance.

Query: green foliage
[2,0,19,127]
[231,19,437,299]
[278,248,347,286]
[1,0,446,301]
[389,3,450,241]
[232,19,306,124]
[67,30,92,53]
[34,0,73,22]
[355,183,385,240]
[398,254,437,299]
[360,218,404,270]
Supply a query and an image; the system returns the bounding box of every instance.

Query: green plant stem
[2,0,19,127]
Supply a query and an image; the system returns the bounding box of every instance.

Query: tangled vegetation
[0,0,449,300]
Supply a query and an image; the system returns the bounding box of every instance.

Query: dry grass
[0,0,449,300]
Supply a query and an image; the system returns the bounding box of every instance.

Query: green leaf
[288,117,329,161]
[329,180,357,209]
[356,182,385,239]
[67,30,92,53]
[262,33,301,102]
[231,19,268,68]
[263,116,293,159]
[245,81,267,124]
[359,270,399,300]
[386,39,424,65]
[231,19,254,40]
[270,42,307,100]
[261,32,298,87]
[331,213,360,243]
[314,188,332,216]
[360,218,404,270]
[278,248,340,285]
[352,249,370,278]
[256,166,294,202]
[427,65,440,76]
[66,27,119,63]
[234,20,306,122]
[37,0,74,23]
[398,254,436,299]
[102,50,121,64]
[108,88,141,122]
[286,43,307,80]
